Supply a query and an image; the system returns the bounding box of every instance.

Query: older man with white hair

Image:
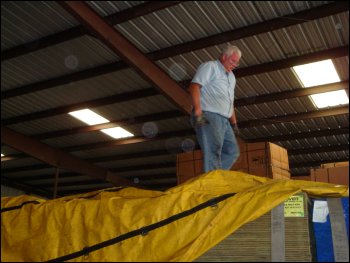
[189,44,241,173]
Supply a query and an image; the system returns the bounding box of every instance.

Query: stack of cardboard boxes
[177,138,290,184]
[309,161,349,186]
[292,161,349,186]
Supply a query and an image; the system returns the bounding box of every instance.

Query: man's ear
[220,53,227,62]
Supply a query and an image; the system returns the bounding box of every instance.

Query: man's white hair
[222,44,242,58]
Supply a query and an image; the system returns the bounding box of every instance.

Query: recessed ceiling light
[293,59,348,108]
[310,90,349,108]
[101,127,134,139]
[293,59,340,87]
[68,109,109,125]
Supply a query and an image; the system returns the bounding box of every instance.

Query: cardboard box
[177,151,195,162]
[291,176,311,181]
[176,149,204,184]
[310,166,349,186]
[321,161,349,168]
[247,142,290,179]
[177,139,290,184]
[231,151,248,171]
[312,169,329,183]
[328,166,349,185]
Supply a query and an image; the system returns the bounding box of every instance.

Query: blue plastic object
[312,198,349,262]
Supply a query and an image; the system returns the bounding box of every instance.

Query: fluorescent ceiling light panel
[101,127,134,139]
[68,109,109,125]
[293,59,348,108]
[293,59,340,87]
[310,90,349,108]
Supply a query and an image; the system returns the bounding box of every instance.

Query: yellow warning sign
[284,195,304,217]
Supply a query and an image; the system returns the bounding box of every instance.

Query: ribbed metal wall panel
[1,157,43,170]
[1,1,78,50]
[87,1,145,16]
[1,185,25,197]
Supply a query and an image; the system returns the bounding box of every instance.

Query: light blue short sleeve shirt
[191,60,236,118]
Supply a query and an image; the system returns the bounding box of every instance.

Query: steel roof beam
[235,46,348,78]
[235,81,349,107]
[150,2,349,61]
[245,127,349,143]
[58,1,192,115]
[239,106,349,129]
[1,126,136,187]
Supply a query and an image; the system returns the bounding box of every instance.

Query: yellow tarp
[1,170,348,262]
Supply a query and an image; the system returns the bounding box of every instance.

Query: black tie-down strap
[1,200,41,213]
[47,193,236,262]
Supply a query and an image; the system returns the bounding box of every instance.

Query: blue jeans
[191,111,240,173]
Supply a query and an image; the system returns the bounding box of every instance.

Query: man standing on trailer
[189,44,241,173]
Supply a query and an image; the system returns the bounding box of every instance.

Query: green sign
[284,195,304,217]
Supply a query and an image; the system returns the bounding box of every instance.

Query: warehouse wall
[1,185,25,197]
[1,184,47,199]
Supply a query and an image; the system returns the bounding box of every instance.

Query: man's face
[222,52,240,72]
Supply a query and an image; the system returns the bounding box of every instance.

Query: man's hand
[195,114,209,127]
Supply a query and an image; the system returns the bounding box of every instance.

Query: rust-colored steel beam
[58,1,191,115]
[245,127,349,143]
[150,2,349,60]
[239,106,349,129]
[235,46,348,78]
[1,126,136,187]
[235,81,349,107]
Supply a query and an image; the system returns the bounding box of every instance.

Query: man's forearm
[189,83,202,116]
